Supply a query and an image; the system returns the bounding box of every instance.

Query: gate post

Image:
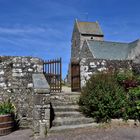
[32,74,50,138]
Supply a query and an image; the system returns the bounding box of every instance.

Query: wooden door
[71,62,81,92]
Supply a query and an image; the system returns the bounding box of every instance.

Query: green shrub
[116,69,134,83]
[0,99,15,115]
[127,87,140,120]
[79,72,128,123]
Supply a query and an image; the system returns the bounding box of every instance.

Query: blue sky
[0,0,140,79]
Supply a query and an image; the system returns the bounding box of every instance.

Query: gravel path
[46,126,140,140]
[0,129,33,140]
[0,126,140,140]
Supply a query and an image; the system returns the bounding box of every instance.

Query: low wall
[0,56,43,127]
[80,58,133,87]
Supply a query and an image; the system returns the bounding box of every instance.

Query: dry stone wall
[80,58,133,87]
[0,56,43,127]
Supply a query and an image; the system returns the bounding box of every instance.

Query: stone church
[68,19,140,91]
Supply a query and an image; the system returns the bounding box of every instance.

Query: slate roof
[76,21,104,36]
[87,40,130,60]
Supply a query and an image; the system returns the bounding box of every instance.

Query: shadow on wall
[50,103,55,128]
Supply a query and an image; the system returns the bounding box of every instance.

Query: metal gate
[71,62,81,92]
[43,58,62,92]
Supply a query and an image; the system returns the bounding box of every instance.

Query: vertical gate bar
[48,60,49,74]
[58,58,60,92]
[58,59,60,92]
[44,61,46,73]
[51,60,52,92]
[43,61,44,73]
[57,59,60,92]
[44,61,45,73]
[48,60,50,91]
[71,62,73,91]
[45,61,46,73]
[52,59,54,92]
[57,59,58,92]
[58,60,60,92]
[45,61,46,74]
[56,59,58,92]
[51,60,54,92]
[60,58,62,92]
[55,60,57,92]
[46,62,47,73]
[56,59,58,91]
[50,60,53,91]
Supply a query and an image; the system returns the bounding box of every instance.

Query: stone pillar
[32,74,50,138]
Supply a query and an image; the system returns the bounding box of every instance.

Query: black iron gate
[43,58,62,92]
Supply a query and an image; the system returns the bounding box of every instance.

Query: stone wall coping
[32,74,50,94]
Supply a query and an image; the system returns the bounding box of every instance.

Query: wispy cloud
[0,26,46,34]
[0,25,66,40]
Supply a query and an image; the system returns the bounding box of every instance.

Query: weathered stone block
[45,108,50,120]
[12,72,25,77]
[28,68,33,72]
[33,120,40,133]
[33,107,42,120]
[27,83,33,88]
[0,82,6,87]
[12,68,22,73]
[0,70,4,75]
[39,121,47,138]
[34,94,50,105]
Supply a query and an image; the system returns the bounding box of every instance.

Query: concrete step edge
[49,123,99,133]
[51,102,78,105]
[53,117,93,122]
[51,93,81,96]
[53,105,79,108]
[55,111,82,114]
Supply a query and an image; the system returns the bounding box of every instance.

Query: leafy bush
[127,87,140,120]
[0,99,15,115]
[122,80,138,90]
[79,72,128,122]
[116,69,134,83]
[116,69,139,90]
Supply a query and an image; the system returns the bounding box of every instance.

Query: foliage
[116,69,134,83]
[0,99,16,115]
[127,87,140,120]
[116,69,139,90]
[122,80,138,90]
[79,72,128,122]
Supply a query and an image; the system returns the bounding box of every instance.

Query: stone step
[55,111,83,118]
[50,97,79,104]
[51,101,78,106]
[51,92,81,96]
[52,117,94,126]
[53,105,79,112]
[50,93,80,100]
[49,123,99,133]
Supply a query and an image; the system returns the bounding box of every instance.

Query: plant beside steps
[49,93,98,132]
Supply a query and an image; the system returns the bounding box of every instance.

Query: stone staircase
[49,91,98,132]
